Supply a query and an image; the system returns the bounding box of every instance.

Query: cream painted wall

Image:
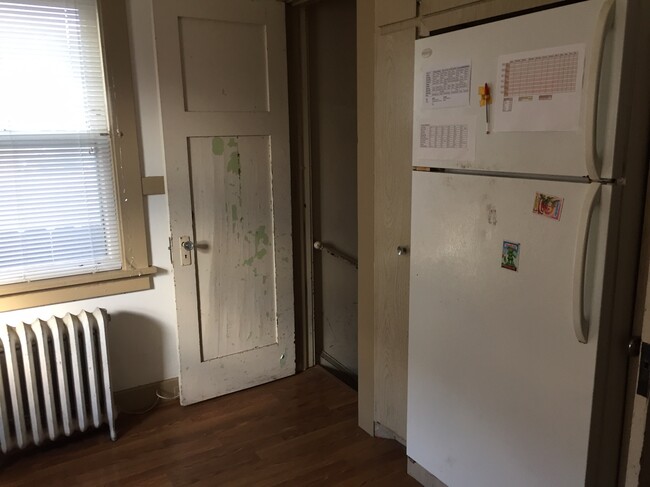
[0,0,179,393]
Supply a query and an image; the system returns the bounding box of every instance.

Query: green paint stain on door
[242,225,270,265]
[254,226,269,249]
[212,137,224,155]
[231,205,238,232]
[228,137,237,148]
[227,151,241,175]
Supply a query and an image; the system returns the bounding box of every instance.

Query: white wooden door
[153,0,295,405]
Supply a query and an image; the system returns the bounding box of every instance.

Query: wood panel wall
[375,0,415,27]
[357,0,376,435]
[373,27,415,442]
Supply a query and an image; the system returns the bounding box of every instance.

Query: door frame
[287,0,360,376]
[622,182,650,483]
[287,2,317,372]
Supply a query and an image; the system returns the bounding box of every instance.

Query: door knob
[182,240,195,251]
[397,246,409,256]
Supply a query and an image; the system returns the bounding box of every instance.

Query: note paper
[493,44,585,132]
[422,61,471,109]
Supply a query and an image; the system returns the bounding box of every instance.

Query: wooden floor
[1,367,419,486]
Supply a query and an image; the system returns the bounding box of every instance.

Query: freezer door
[412,0,625,179]
[407,172,611,487]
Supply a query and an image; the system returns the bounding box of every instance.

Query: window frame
[0,0,156,311]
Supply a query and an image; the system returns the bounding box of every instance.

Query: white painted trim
[299,6,317,369]
[374,421,405,446]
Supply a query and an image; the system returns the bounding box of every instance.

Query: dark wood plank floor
[1,367,419,486]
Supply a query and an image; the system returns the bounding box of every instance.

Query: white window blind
[0,0,122,286]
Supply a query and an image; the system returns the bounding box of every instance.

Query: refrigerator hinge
[635,341,650,398]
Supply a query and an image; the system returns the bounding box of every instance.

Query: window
[0,0,154,311]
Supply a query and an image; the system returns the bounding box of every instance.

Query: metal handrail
[313,241,358,269]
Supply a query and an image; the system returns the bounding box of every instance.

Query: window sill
[0,267,158,312]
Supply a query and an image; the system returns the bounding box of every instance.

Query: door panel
[153,0,294,405]
[407,171,611,486]
[189,136,276,360]
[178,18,269,113]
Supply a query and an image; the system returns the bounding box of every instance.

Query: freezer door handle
[584,0,615,180]
[573,184,602,343]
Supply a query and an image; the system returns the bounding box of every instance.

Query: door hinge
[168,236,174,265]
[636,341,650,398]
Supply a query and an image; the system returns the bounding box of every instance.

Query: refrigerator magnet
[533,192,564,221]
[501,241,520,272]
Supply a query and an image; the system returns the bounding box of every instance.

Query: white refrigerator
[407,0,648,486]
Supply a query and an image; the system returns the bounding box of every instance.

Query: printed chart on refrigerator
[493,43,585,132]
[414,116,476,164]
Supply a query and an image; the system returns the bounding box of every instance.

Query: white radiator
[0,308,117,453]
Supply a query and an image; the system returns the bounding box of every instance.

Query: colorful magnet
[501,241,520,272]
[533,192,564,221]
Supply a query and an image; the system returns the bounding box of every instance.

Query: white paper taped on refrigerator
[413,115,476,165]
[421,60,472,109]
[493,43,586,132]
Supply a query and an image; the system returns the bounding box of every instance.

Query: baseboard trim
[374,421,406,445]
[407,457,448,487]
[114,377,179,413]
[319,351,358,389]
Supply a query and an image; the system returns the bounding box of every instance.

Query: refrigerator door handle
[585,0,615,181]
[573,183,602,343]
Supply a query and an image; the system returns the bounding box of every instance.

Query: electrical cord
[120,388,179,415]
[156,390,179,401]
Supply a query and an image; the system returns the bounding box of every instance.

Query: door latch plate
[179,236,192,266]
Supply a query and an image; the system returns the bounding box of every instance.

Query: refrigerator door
[412,0,625,179]
[407,172,611,487]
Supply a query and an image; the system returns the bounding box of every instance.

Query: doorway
[288,0,358,387]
